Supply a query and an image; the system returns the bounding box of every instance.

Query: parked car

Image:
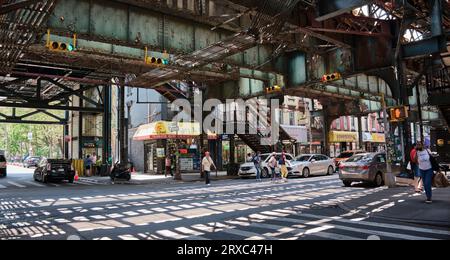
[24,156,41,168]
[34,158,75,183]
[339,152,389,187]
[334,150,366,171]
[0,155,7,178]
[290,154,335,178]
[238,153,295,178]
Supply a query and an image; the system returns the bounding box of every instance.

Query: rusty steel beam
[307,27,390,37]
[0,0,42,15]
[9,71,109,85]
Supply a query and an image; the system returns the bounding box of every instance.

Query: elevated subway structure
[0,0,448,165]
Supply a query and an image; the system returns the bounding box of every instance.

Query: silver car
[238,153,295,178]
[339,152,387,187]
[290,154,335,178]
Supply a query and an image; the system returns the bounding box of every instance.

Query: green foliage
[0,108,64,159]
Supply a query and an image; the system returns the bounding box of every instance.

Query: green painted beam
[47,0,273,69]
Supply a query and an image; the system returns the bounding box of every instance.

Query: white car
[238,153,295,178]
[290,154,335,178]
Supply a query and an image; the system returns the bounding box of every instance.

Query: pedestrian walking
[202,151,216,186]
[165,155,173,178]
[413,142,437,204]
[84,155,92,177]
[280,151,289,182]
[410,143,423,193]
[253,151,262,182]
[268,152,278,182]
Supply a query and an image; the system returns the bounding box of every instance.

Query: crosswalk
[0,179,104,190]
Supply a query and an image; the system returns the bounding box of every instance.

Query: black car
[24,156,41,168]
[34,158,75,183]
[0,155,6,177]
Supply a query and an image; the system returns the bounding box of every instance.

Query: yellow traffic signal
[321,72,342,83]
[266,85,283,94]
[390,106,409,122]
[144,47,169,66]
[49,41,75,52]
[46,29,76,52]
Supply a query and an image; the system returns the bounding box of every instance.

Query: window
[289,111,295,125]
[319,155,329,161]
[351,117,356,131]
[372,116,377,131]
[278,110,284,125]
[336,118,341,130]
[344,117,348,130]
[313,155,322,161]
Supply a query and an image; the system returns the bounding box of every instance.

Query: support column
[322,106,331,156]
[64,110,69,159]
[118,78,127,165]
[103,84,111,165]
[358,116,363,150]
[78,97,83,159]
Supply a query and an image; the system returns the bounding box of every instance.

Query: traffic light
[46,29,77,52]
[321,72,342,83]
[144,47,169,66]
[49,41,75,52]
[266,85,283,94]
[390,106,409,122]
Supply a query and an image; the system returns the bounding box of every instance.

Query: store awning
[281,125,308,143]
[133,121,217,141]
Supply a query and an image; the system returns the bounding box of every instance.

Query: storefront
[80,136,103,159]
[281,125,308,156]
[329,131,358,157]
[133,121,216,174]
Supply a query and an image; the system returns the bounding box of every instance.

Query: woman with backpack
[413,141,438,204]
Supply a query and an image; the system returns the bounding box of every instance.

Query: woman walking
[414,142,434,204]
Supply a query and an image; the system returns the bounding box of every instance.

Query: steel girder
[316,0,376,22]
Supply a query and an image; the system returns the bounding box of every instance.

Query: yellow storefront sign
[133,121,217,141]
[329,131,358,143]
[371,133,386,143]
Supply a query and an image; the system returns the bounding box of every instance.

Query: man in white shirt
[202,151,216,185]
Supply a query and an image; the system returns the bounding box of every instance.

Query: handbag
[406,162,412,171]
[427,151,440,172]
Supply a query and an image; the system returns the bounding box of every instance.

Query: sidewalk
[338,186,450,228]
[79,171,240,185]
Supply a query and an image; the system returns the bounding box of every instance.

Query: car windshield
[346,154,374,163]
[296,156,311,162]
[337,152,354,158]
[260,155,269,162]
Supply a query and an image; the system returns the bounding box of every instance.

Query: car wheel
[374,173,384,187]
[261,168,270,179]
[302,168,310,178]
[68,177,74,184]
[343,180,352,187]
[327,166,334,176]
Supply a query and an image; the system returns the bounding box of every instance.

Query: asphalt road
[1,166,449,240]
